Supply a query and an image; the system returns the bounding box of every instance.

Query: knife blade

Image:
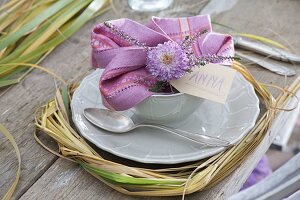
[235,51,296,76]
[234,36,300,64]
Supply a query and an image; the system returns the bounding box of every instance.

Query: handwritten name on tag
[170,64,236,104]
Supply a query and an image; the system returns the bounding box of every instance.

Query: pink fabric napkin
[91,15,234,111]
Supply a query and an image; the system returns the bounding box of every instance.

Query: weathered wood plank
[19,157,236,200]
[212,0,300,93]
[0,1,204,199]
[20,0,300,199]
[18,159,177,200]
[0,10,117,200]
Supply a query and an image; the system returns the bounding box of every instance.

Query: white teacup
[131,93,202,123]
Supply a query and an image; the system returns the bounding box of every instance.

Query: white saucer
[71,69,260,164]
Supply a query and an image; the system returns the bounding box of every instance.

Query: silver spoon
[83,108,231,147]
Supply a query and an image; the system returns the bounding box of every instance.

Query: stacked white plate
[71,69,259,164]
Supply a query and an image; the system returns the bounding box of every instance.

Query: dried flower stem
[103,21,151,51]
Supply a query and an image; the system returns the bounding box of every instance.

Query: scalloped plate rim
[70,69,260,164]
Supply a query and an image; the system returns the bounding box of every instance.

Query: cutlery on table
[233,36,300,63]
[83,108,232,147]
[235,51,296,76]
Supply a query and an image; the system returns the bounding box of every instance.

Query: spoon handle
[137,124,231,147]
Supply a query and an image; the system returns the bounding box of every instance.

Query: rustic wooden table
[1,0,300,199]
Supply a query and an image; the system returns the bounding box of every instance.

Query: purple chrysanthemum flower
[146,41,189,81]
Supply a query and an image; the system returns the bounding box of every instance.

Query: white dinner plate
[71,69,260,164]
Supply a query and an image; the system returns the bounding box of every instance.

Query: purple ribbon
[91,15,234,111]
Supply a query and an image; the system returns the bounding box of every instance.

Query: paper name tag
[170,64,236,104]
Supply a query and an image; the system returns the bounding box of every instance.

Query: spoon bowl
[83,108,231,147]
[83,108,134,133]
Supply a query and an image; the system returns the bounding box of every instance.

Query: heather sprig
[103,21,235,84]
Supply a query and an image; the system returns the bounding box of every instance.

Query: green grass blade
[0,1,77,63]
[0,79,20,87]
[0,49,52,86]
[0,67,32,87]
[0,21,52,64]
[3,2,48,35]
[0,0,26,22]
[80,162,185,185]
[1,0,109,65]
[0,0,109,88]
[61,86,71,120]
[23,0,92,55]
[0,0,73,50]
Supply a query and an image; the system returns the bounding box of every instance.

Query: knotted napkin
[91,15,234,111]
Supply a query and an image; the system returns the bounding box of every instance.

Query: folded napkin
[91,15,234,111]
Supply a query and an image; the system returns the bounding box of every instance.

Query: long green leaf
[23,0,92,55]
[61,86,71,120]
[0,0,109,88]
[0,0,73,50]
[0,1,76,63]
[0,20,52,64]
[81,162,185,185]
[0,66,33,88]
[1,0,108,65]
[0,49,53,87]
